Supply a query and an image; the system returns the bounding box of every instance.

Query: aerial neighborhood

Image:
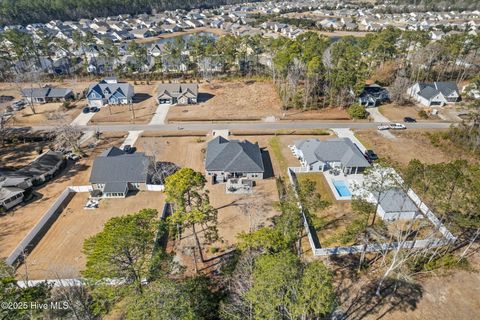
[0,0,479,319]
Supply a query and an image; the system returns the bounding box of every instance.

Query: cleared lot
[16,192,165,280]
[354,129,474,168]
[166,80,283,122]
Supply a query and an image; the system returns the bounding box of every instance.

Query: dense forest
[0,0,260,26]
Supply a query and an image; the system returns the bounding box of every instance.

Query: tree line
[0,0,261,26]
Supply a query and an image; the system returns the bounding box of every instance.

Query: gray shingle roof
[21,87,73,99]
[205,137,264,173]
[375,189,418,213]
[157,83,198,99]
[16,150,63,179]
[103,182,128,193]
[87,80,134,101]
[89,147,150,184]
[416,81,459,100]
[295,138,370,168]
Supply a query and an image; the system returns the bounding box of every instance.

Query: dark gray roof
[416,81,459,100]
[295,138,370,168]
[205,136,264,173]
[15,150,63,179]
[103,182,128,193]
[375,189,418,213]
[89,147,150,184]
[87,80,134,100]
[417,86,439,100]
[21,87,73,99]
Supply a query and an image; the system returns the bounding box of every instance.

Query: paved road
[22,120,453,133]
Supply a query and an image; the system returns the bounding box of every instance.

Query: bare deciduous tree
[50,124,84,154]
[390,74,412,105]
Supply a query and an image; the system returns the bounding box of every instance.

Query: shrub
[418,109,429,119]
[210,246,219,254]
[347,104,368,119]
[35,146,43,155]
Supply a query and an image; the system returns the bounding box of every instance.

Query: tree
[50,124,84,155]
[245,251,335,319]
[123,278,195,320]
[165,168,218,263]
[82,209,161,293]
[0,259,52,319]
[389,74,411,105]
[347,103,368,119]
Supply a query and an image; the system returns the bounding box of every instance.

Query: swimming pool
[332,180,352,197]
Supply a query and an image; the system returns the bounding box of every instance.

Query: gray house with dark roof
[293,138,370,174]
[407,81,460,106]
[205,136,264,183]
[89,147,152,198]
[21,86,74,104]
[156,83,198,105]
[86,77,134,107]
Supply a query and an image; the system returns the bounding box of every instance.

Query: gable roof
[89,147,150,184]
[87,80,134,101]
[21,87,73,99]
[415,81,459,100]
[157,83,198,99]
[295,138,370,168]
[15,150,63,179]
[205,136,264,173]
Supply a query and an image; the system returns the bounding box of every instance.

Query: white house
[407,82,460,106]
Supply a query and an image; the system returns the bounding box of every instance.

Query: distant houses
[407,81,460,106]
[205,136,265,183]
[21,86,74,104]
[156,83,198,105]
[86,77,135,107]
[89,147,152,198]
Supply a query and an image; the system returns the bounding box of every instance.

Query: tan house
[156,83,198,105]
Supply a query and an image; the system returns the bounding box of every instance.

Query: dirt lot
[0,141,51,170]
[378,103,439,122]
[89,81,159,125]
[166,80,283,122]
[0,133,126,262]
[16,192,165,280]
[334,251,480,320]
[355,129,475,169]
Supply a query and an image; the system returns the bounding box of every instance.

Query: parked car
[377,124,390,130]
[82,107,90,113]
[365,150,379,162]
[89,107,99,112]
[389,123,407,130]
[10,100,25,111]
[123,145,133,154]
[67,153,80,161]
[403,117,416,123]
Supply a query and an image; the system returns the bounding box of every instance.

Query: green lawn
[296,172,335,204]
[268,136,288,177]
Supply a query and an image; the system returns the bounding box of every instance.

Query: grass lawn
[296,172,335,204]
[268,136,289,177]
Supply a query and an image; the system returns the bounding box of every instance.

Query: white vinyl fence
[146,184,165,191]
[287,167,455,257]
[6,188,74,265]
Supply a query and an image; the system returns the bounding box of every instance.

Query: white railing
[146,184,165,191]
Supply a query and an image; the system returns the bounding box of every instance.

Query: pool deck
[323,171,364,201]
